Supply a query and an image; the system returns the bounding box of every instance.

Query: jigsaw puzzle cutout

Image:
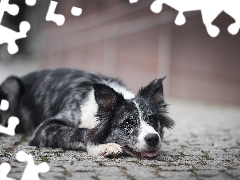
[46,1,65,26]
[130,0,240,37]
[71,6,82,17]
[0,116,19,136]
[0,163,16,180]
[0,99,9,111]
[0,0,83,54]
[0,0,36,54]
[25,0,37,7]
[0,22,30,54]
[46,1,83,25]
[151,0,240,37]
[0,99,19,136]
[16,151,50,180]
[0,99,49,180]
[0,151,50,180]
[129,0,139,4]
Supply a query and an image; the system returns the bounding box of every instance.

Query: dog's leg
[29,119,88,151]
[86,143,123,157]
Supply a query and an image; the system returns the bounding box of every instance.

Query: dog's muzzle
[144,133,159,147]
[123,133,161,159]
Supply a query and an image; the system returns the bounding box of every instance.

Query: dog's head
[86,77,174,159]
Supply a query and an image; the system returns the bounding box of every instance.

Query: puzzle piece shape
[150,0,240,37]
[0,163,16,180]
[71,6,82,16]
[25,0,37,6]
[0,22,30,54]
[0,0,35,54]
[0,99,9,111]
[46,1,65,26]
[0,0,19,23]
[129,0,139,4]
[16,151,50,180]
[0,116,19,136]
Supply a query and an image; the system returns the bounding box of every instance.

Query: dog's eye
[149,115,156,123]
[146,115,157,127]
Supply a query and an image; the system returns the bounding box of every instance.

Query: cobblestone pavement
[0,99,240,180]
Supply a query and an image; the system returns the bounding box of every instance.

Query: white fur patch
[87,143,123,157]
[107,81,135,99]
[137,121,161,151]
[79,82,135,129]
[133,101,143,121]
[79,90,98,129]
[133,101,161,151]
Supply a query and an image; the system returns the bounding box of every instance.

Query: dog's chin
[123,145,159,159]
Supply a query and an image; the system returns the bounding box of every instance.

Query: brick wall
[42,1,240,104]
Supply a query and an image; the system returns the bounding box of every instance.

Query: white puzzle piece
[0,99,9,111]
[129,0,139,4]
[0,163,16,180]
[0,116,19,136]
[0,0,19,22]
[130,0,240,37]
[25,0,37,6]
[0,0,35,54]
[0,22,30,54]
[16,151,50,180]
[46,1,65,26]
[71,6,82,16]
[150,0,240,37]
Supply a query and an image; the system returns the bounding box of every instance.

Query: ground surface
[1,99,240,180]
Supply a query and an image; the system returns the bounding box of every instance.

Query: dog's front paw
[87,143,123,157]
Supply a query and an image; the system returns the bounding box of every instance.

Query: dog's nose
[144,133,159,147]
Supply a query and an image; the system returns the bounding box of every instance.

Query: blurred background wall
[0,0,240,104]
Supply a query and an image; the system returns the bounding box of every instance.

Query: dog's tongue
[141,151,158,158]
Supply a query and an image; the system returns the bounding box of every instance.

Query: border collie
[0,69,174,159]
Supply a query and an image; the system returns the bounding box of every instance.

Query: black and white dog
[0,69,174,159]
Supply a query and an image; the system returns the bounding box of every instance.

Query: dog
[0,68,174,159]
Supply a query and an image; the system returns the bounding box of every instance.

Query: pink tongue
[141,151,158,158]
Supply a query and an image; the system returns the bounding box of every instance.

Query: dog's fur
[0,69,174,158]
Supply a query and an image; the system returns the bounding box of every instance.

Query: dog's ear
[87,84,125,144]
[138,77,175,131]
[161,114,175,129]
[93,83,124,111]
[137,76,166,104]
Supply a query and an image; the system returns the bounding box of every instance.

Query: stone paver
[1,99,240,180]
